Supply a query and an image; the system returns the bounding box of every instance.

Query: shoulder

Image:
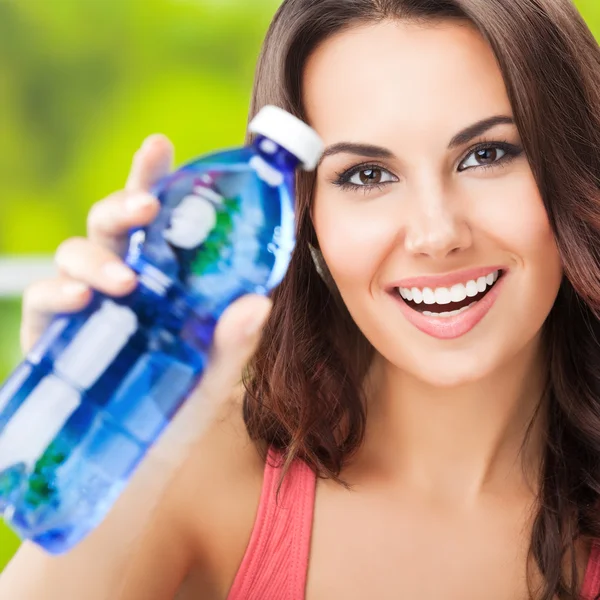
[165,383,267,596]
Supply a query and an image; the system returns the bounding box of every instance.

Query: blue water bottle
[0,106,324,554]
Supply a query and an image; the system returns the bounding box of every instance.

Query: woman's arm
[0,450,192,600]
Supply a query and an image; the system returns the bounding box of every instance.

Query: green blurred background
[0,0,597,572]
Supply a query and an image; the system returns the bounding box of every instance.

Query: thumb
[209,293,273,387]
[150,294,272,467]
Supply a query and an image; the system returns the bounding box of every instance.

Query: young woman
[1,0,599,598]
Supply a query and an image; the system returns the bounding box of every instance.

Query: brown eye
[460,145,508,171]
[359,168,383,184]
[341,165,396,190]
[475,148,498,164]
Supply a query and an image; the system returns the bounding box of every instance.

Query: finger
[154,294,272,463]
[54,237,138,297]
[21,277,92,354]
[87,190,160,256]
[86,133,173,255]
[125,134,174,193]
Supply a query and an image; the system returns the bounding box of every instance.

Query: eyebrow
[318,115,515,165]
[447,115,515,149]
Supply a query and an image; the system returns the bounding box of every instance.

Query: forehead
[302,20,512,144]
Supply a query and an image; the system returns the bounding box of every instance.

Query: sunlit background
[0,0,598,572]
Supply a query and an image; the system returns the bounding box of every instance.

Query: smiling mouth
[395,269,504,317]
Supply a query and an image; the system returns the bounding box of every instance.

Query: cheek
[312,190,400,292]
[470,170,561,278]
[468,172,563,336]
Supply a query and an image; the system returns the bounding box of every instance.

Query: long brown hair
[242,1,600,597]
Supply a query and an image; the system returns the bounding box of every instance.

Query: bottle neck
[252,135,302,174]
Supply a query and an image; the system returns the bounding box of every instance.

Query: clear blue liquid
[0,137,299,553]
[0,290,208,553]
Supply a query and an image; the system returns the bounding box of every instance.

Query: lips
[390,265,505,291]
[387,267,507,340]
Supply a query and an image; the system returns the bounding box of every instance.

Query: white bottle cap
[249,105,324,172]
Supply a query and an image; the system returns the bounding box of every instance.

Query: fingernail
[244,304,271,337]
[104,263,136,284]
[63,282,89,297]
[125,194,156,213]
[141,134,164,151]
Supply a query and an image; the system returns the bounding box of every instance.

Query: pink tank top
[227,447,600,599]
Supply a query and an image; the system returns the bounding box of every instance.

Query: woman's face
[305,20,563,387]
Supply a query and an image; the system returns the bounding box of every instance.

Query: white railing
[0,257,56,299]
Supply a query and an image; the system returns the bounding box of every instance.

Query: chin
[412,361,496,388]
[385,344,513,389]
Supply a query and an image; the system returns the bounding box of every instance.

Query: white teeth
[450,284,467,303]
[465,280,478,297]
[434,288,451,305]
[397,270,500,309]
[422,288,436,305]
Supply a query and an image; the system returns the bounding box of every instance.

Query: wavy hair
[241,1,600,597]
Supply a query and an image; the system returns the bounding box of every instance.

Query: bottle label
[55,300,138,390]
[0,375,80,473]
[163,191,218,251]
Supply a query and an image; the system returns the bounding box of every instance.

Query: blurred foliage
[0,0,280,254]
[0,0,598,573]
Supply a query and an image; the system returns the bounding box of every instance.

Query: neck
[358,335,548,504]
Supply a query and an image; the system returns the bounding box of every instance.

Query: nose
[403,180,472,259]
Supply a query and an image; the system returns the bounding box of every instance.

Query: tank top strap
[227,446,317,600]
[582,540,600,599]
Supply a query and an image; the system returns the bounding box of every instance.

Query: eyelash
[332,140,524,195]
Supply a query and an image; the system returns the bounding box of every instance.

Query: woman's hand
[21,134,166,354]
